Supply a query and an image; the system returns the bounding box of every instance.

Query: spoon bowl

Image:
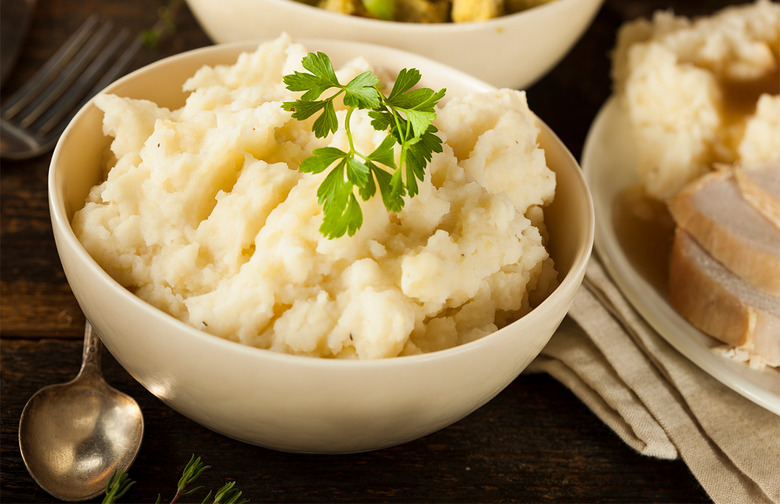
[18,322,144,502]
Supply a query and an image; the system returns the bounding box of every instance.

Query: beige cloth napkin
[526,256,780,504]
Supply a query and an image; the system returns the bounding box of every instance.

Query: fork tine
[17,21,114,128]
[0,16,142,160]
[2,14,100,118]
[36,30,142,136]
[88,34,143,96]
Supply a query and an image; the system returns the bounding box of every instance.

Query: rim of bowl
[193,0,597,32]
[49,38,594,369]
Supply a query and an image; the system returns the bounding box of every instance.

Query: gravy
[612,185,676,293]
[720,65,780,118]
[614,64,779,293]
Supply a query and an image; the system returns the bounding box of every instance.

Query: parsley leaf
[282,52,446,238]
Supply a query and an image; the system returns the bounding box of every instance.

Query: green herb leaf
[284,52,340,100]
[318,160,350,208]
[343,71,381,109]
[372,164,405,212]
[102,454,247,504]
[210,481,249,504]
[300,147,349,174]
[320,181,363,239]
[280,99,328,122]
[311,101,339,138]
[387,67,422,99]
[282,52,446,238]
[102,470,135,504]
[366,135,397,167]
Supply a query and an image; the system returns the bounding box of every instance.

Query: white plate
[581,96,780,416]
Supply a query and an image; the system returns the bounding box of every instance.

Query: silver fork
[0,15,141,160]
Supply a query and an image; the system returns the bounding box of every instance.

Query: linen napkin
[526,255,780,504]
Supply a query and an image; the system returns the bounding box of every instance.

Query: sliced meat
[667,168,780,296]
[668,229,780,368]
[735,162,780,231]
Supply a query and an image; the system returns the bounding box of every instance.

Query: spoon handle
[78,321,103,378]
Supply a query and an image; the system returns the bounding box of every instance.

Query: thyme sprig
[163,454,210,503]
[103,471,135,502]
[141,0,184,49]
[102,454,247,504]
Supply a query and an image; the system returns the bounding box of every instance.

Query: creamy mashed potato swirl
[72,34,558,359]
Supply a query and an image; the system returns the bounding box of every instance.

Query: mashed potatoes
[72,34,558,359]
[611,0,780,200]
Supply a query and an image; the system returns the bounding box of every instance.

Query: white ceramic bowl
[49,39,594,453]
[185,0,603,89]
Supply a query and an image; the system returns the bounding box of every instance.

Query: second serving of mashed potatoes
[611,0,780,201]
[72,34,558,359]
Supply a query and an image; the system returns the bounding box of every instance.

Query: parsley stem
[344,106,357,157]
[387,104,411,177]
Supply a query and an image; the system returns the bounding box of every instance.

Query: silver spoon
[18,321,144,501]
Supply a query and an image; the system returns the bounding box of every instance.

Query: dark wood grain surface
[2,0,753,502]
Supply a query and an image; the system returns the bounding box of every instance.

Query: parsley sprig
[282,52,446,238]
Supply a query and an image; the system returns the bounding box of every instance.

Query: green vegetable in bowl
[299,0,555,23]
[362,0,394,19]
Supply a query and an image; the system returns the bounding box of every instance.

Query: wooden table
[2,0,749,501]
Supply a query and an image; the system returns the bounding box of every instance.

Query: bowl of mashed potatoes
[49,35,593,453]
[184,0,603,90]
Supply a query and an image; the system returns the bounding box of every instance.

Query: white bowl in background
[185,0,603,89]
[49,39,593,453]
